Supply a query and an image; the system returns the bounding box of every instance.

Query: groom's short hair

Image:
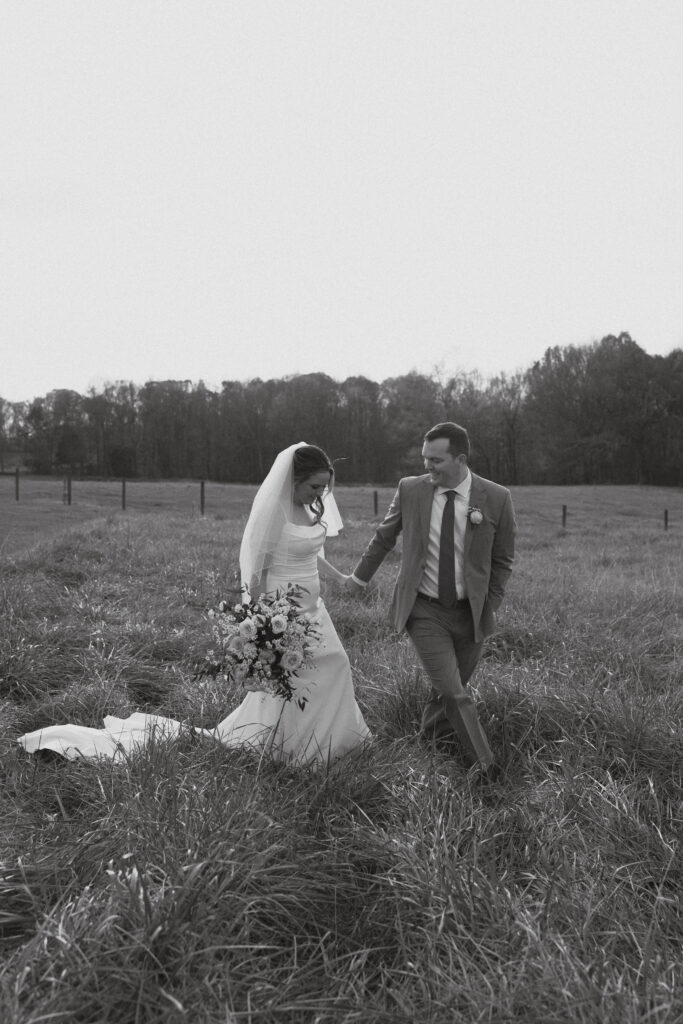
[424,422,470,458]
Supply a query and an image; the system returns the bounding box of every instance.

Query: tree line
[1,333,681,486]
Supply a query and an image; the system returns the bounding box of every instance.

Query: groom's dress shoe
[471,763,502,786]
[432,734,458,753]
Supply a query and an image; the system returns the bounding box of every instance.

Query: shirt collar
[437,470,471,499]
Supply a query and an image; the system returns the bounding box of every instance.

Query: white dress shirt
[419,471,471,600]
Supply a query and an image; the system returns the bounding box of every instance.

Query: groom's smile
[421,437,468,488]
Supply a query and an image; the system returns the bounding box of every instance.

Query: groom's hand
[344,576,366,597]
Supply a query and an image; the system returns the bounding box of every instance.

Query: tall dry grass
[0,485,681,1023]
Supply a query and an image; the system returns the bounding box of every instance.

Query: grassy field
[1,474,679,555]
[0,477,265,557]
[0,484,681,1023]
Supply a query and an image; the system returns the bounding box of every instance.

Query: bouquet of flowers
[197,584,321,709]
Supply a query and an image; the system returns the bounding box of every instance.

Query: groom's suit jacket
[353,472,515,642]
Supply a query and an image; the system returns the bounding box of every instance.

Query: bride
[17,443,372,766]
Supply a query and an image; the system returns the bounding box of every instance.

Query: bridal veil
[239,442,342,599]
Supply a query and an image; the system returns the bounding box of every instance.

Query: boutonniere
[468,506,484,525]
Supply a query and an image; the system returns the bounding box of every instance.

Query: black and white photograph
[2,3,682,1022]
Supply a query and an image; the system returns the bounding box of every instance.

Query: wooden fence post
[373,490,378,515]
[562,504,567,528]
[122,478,126,511]
[200,480,205,515]
[664,509,668,531]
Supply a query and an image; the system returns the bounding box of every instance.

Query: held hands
[318,556,366,596]
[344,575,366,597]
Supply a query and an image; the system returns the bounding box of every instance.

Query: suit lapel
[417,476,434,550]
[465,475,489,559]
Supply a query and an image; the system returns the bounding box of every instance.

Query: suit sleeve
[352,484,403,584]
[487,490,515,610]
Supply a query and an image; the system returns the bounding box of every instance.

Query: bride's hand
[344,575,365,597]
[329,573,350,587]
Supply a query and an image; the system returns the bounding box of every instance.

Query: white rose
[239,619,258,640]
[270,614,288,635]
[281,650,303,672]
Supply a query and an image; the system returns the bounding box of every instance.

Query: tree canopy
[2,334,681,485]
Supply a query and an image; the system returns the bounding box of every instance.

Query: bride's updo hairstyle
[292,445,334,523]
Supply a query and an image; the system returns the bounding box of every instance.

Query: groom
[347,421,515,777]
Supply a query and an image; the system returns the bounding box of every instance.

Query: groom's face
[422,438,468,488]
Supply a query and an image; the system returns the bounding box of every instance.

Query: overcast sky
[2,1,682,403]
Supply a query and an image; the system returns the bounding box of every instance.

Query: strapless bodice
[265,522,326,613]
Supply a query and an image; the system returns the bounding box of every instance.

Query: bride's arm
[317,554,349,584]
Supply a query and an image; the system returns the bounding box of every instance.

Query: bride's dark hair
[293,445,334,523]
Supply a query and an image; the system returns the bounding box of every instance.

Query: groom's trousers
[405,594,493,767]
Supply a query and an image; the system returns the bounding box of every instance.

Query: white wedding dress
[18,521,371,767]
